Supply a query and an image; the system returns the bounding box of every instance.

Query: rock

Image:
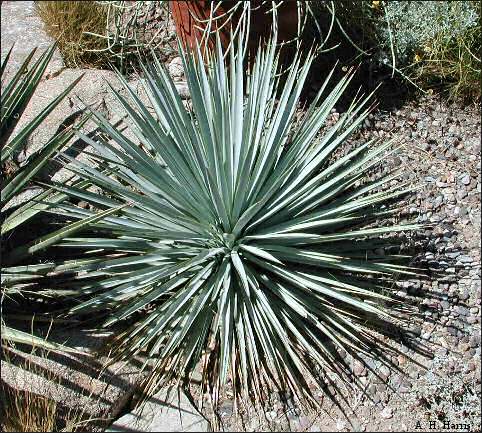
[380,406,393,419]
[421,332,431,340]
[433,195,444,208]
[456,306,469,316]
[446,251,461,260]
[469,335,481,348]
[400,378,412,393]
[367,384,378,398]
[352,359,367,377]
[466,360,477,372]
[460,173,471,185]
[437,347,448,356]
[107,388,209,432]
[457,188,468,199]
[288,415,311,431]
[408,365,420,379]
[376,383,387,394]
[440,300,451,310]
[410,325,422,337]
[379,365,391,382]
[174,81,191,100]
[352,420,366,432]
[167,56,184,80]
[458,255,474,264]
[219,401,233,418]
[467,316,478,324]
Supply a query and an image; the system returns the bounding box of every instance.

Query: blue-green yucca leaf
[1,324,82,354]
[54,33,421,410]
[1,45,90,356]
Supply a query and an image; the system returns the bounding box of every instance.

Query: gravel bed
[203,94,481,432]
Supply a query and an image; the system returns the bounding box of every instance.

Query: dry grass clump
[0,343,95,432]
[34,1,109,69]
[1,377,87,432]
[1,382,58,432]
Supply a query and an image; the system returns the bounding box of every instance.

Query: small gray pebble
[460,173,471,185]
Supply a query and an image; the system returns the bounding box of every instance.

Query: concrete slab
[108,388,209,432]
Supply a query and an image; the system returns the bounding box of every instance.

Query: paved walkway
[1,1,63,73]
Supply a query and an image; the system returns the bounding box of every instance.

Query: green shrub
[320,0,481,102]
[47,32,420,410]
[406,1,481,102]
[381,0,480,101]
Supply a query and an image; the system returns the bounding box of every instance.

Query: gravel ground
[197,96,481,432]
[2,2,481,432]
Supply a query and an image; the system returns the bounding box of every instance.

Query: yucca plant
[43,33,420,411]
[1,44,85,349]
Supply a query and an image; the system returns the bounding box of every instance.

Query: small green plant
[48,30,420,411]
[380,0,481,101]
[2,343,58,432]
[1,385,91,432]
